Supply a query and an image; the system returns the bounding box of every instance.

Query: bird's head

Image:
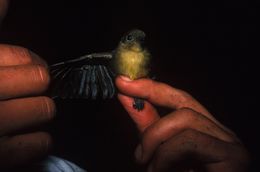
[120,29,146,51]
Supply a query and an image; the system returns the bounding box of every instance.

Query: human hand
[0,1,55,169]
[116,76,249,172]
[0,44,56,169]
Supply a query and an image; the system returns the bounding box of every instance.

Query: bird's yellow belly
[116,50,149,80]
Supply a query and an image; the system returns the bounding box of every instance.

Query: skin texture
[0,5,56,168]
[116,76,250,172]
[0,44,56,169]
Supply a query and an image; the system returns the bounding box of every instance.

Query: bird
[49,29,151,111]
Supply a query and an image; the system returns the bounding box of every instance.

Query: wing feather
[84,65,92,98]
[90,66,98,99]
[96,65,109,99]
[49,53,115,99]
[78,69,87,97]
[102,66,115,98]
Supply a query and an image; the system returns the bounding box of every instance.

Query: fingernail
[134,144,143,162]
[119,75,132,82]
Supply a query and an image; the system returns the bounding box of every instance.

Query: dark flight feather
[49,53,115,99]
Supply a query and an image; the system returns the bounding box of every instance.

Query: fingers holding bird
[116,76,235,135]
[116,76,246,171]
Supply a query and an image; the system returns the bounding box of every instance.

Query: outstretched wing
[49,53,116,99]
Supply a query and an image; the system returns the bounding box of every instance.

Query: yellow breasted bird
[50,29,151,111]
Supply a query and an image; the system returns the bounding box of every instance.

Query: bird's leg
[133,98,144,111]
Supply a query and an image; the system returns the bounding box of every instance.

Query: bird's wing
[49,52,116,99]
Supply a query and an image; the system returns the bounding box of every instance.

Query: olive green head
[120,29,146,50]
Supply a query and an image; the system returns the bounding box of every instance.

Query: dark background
[0,0,258,171]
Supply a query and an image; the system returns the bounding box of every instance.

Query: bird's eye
[126,35,133,41]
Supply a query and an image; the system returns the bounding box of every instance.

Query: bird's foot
[133,98,144,111]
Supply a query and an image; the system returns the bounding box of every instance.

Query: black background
[0,0,258,171]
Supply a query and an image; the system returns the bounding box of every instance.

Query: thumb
[116,76,160,133]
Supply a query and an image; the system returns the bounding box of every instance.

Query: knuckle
[40,97,56,121]
[175,129,200,151]
[140,130,159,158]
[175,107,198,121]
[141,125,157,145]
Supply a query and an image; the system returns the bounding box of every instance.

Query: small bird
[50,29,151,111]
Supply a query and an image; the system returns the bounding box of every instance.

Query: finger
[0,44,47,67]
[0,64,50,99]
[0,132,52,169]
[116,76,210,116]
[148,129,249,172]
[116,76,230,131]
[118,93,160,133]
[0,96,55,135]
[136,108,238,164]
